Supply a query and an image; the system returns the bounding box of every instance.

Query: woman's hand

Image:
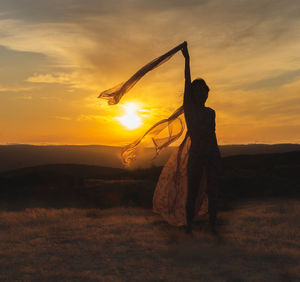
[181,41,189,60]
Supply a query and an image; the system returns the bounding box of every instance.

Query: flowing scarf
[98,42,186,164]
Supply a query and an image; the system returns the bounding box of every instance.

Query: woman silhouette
[181,42,221,233]
[99,41,221,233]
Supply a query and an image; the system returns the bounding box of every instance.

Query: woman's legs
[206,163,219,233]
[186,151,220,233]
[186,152,204,230]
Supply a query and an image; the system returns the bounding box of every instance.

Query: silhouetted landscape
[0,148,299,280]
[0,149,299,210]
[1,143,299,172]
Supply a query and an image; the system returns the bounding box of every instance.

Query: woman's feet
[185,224,192,234]
[185,222,218,235]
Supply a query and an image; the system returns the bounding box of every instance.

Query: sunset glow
[0,1,299,145]
[116,103,142,130]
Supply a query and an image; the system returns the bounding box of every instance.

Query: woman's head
[191,78,209,106]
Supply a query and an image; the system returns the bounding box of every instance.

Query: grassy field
[0,199,299,281]
[0,151,299,281]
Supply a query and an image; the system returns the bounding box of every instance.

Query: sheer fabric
[121,106,184,164]
[98,42,186,164]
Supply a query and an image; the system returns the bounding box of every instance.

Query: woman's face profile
[192,85,209,106]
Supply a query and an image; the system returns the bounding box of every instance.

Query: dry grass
[0,199,299,281]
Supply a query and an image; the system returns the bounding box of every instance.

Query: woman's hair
[191,78,210,105]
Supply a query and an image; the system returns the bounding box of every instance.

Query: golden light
[116,102,143,130]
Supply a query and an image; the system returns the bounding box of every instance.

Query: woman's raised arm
[182,42,191,85]
[182,42,192,128]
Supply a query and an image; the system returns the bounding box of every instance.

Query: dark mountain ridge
[0,150,299,211]
[0,143,299,172]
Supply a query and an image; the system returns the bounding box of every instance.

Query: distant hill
[220,143,300,157]
[0,143,299,172]
[0,151,299,210]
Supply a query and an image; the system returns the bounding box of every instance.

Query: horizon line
[1,143,299,147]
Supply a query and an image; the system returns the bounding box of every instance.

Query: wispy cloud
[26,73,74,84]
[240,69,300,90]
[0,86,34,92]
[55,116,72,121]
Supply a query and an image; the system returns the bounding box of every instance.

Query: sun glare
[116,102,142,130]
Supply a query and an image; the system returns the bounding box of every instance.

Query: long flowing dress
[153,105,221,226]
[153,134,209,226]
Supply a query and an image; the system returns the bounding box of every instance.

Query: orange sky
[0,0,299,145]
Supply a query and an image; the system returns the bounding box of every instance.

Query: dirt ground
[0,198,299,281]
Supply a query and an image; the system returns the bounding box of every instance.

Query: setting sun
[116,103,142,130]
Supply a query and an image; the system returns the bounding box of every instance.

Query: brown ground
[0,198,299,281]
